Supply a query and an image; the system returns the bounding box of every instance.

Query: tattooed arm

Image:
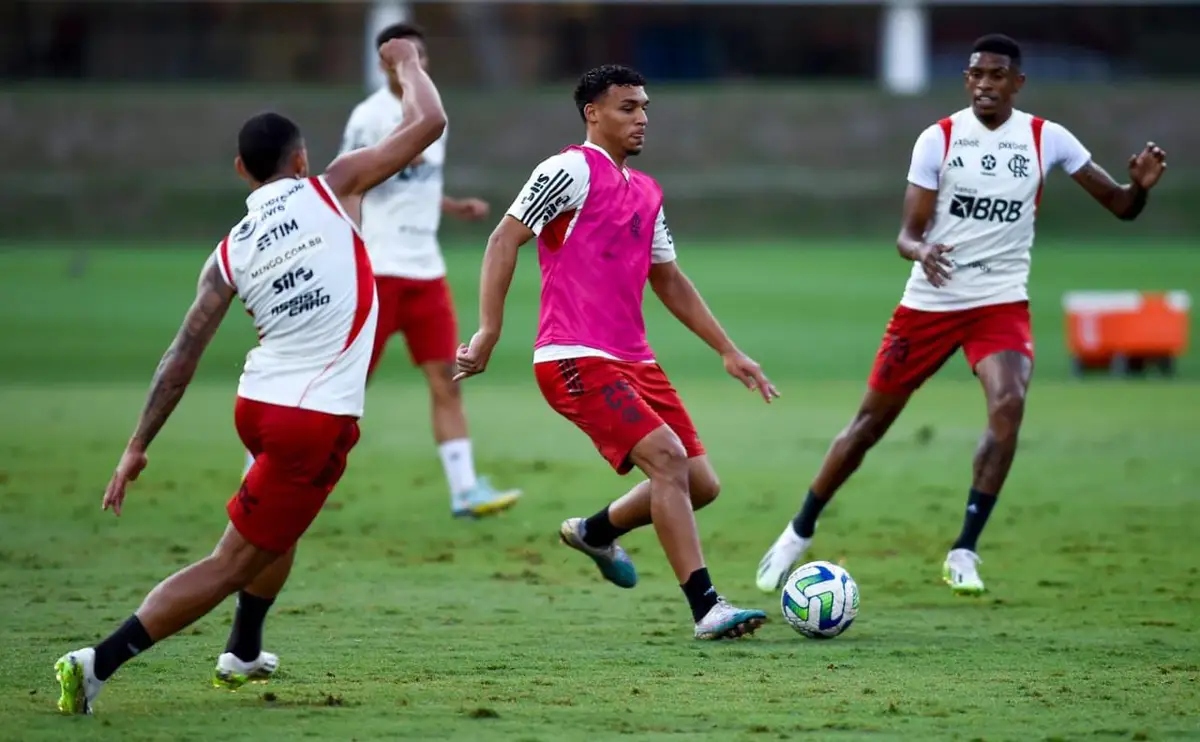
[103,255,235,515]
[130,255,235,449]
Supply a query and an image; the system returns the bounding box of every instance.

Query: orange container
[1062,291,1190,370]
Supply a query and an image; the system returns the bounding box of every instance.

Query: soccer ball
[780,560,859,639]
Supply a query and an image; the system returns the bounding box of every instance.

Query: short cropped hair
[237,112,303,183]
[375,22,425,49]
[973,34,1022,66]
[573,64,647,122]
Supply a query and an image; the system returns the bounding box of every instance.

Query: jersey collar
[582,140,629,176]
[246,177,302,211]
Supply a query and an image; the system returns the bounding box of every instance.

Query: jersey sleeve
[1041,121,1092,175]
[505,151,589,236]
[650,205,676,264]
[906,124,945,190]
[339,105,372,154]
[211,237,235,289]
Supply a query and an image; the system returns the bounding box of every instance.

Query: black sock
[224,591,275,663]
[952,488,997,552]
[93,615,154,682]
[790,490,829,539]
[582,506,630,548]
[681,568,720,623]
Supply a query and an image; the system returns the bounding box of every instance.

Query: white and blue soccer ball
[780,560,859,639]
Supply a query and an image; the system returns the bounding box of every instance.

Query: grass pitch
[0,241,1197,741]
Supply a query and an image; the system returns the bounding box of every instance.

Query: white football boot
[943,548,986,595]
[755,524,812,593]
[54,648,104,715]
[213,650,279,690]
[694,597,768,640]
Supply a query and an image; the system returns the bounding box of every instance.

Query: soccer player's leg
[536,359,764,638]
[537,358,649,588]
[55,522,283,715]
[213,400,361,688]
[627,427,766,639]
[943,301,1034,595]
[403,277,520,518]
[756,305,962,592]
[582,363,720,540]
[211,547,293,688]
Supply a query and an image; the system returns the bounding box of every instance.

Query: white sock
[439,438,477,499]
[243,451,255,478]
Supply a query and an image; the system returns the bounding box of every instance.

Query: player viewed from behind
[53,39,446,715]
[756,34,1168,596]
[338,22,520,518]
[454,65,779,640]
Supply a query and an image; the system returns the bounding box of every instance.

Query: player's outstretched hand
[453,330,498,382]
[917,243,954,287]
[102,446,148,517]
[379,37,422,67]
[1128,142,1167,190]
[722,350,780,404]
[453,198,490,221]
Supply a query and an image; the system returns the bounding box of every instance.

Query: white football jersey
[341,87,447,279]
[214,176,378,417]
[901,108,1092,311]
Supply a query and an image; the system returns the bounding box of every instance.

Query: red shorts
[534,357,705,474]
[228,397,361,553]
[868,300,1034,395]
[368,276,459,375]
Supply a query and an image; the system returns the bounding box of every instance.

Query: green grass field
[1,241,1198,742]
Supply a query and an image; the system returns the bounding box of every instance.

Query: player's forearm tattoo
[130,263,232,450]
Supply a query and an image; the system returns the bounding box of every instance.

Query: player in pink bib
[455,65,779,640]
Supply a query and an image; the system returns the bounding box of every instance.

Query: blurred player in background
[54,39,446,715]
[339,21,520,518]
[756,34,1168,596]
[455,65,777,640]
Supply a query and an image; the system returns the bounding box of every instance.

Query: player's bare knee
[844,411,889,451]
[425,362,461,405]
[211,529,281,593]
[206,552,263,595]
[688,462,721,509]
[636,431,689,490]
[987,387,1026,439]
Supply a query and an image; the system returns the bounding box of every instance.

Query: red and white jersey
[341,87,448,280]
[901,108,1092,311]
[214,176,378,417]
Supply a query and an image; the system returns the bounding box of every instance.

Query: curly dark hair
[573,64,647,122]
[238,112,303,182]
[972,34,1021,67]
